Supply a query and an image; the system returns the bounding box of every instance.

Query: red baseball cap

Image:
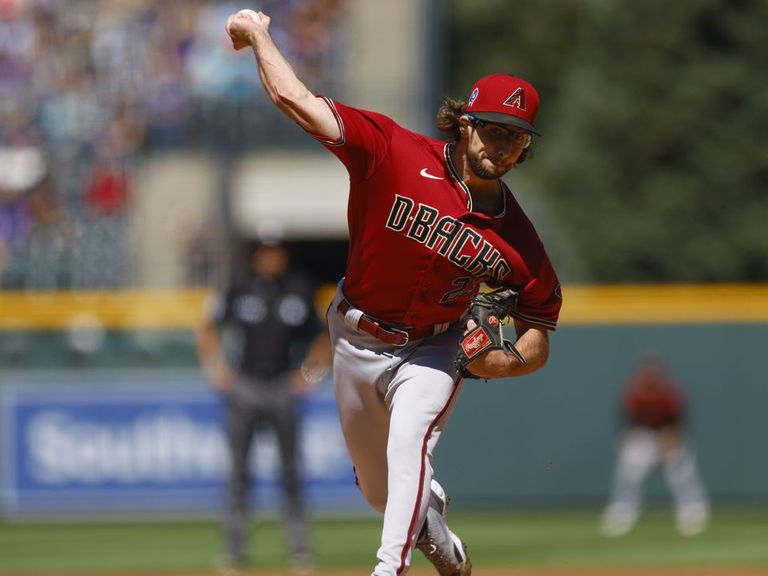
[466,74,540,135]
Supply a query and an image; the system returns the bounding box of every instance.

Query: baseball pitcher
[226,9,562,576]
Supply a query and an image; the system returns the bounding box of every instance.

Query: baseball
[240,9,259,22]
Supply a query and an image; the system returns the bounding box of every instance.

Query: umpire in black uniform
[197,235,330,571]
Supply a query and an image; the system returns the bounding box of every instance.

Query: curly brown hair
[435,96,466,143]
[435,96,533,165]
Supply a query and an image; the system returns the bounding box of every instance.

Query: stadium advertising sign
[0,374,361,517]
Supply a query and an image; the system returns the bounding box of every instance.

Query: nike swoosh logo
[420,168,444,180]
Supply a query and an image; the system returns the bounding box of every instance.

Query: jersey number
[440,277,476,304]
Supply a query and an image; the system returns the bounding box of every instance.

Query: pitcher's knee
[358,483,387,512]
[355,471,387,512]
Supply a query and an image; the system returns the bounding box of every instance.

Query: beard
[467,148,510,179]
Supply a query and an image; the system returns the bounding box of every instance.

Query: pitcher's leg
[373,362,463,576]
[327,291,395,513]
[331,336,391,511]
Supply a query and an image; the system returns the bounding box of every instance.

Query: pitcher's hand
[225,9,271,50]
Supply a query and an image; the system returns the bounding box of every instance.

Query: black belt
[337,299,441,346]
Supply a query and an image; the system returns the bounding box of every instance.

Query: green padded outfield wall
[1,285,767,507]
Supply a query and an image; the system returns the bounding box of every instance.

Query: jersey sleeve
[513,260,562,330]
[309,96,395,184]
[494,190,563,330]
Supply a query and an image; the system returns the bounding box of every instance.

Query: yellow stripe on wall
[559,283,768,325]
[0,290,212,330]
[1,284,767,330]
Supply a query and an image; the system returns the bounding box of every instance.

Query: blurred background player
[196,235,331,571]
[601,350,710,537]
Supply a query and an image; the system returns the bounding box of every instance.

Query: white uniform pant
[604,428,709,534]
[327,285,464,576]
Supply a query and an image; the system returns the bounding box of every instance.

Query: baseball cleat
[600,503,638,537]
[415,479,472,576]
[676,502,709,536]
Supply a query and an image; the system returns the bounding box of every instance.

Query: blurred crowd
[0,0,344,290]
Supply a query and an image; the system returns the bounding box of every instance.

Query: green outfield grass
[1,507,767,574]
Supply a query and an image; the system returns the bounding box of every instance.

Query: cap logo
[503,88,526,111]
[468,87,479,106]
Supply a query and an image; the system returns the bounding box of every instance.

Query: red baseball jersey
[311,97,562,331]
